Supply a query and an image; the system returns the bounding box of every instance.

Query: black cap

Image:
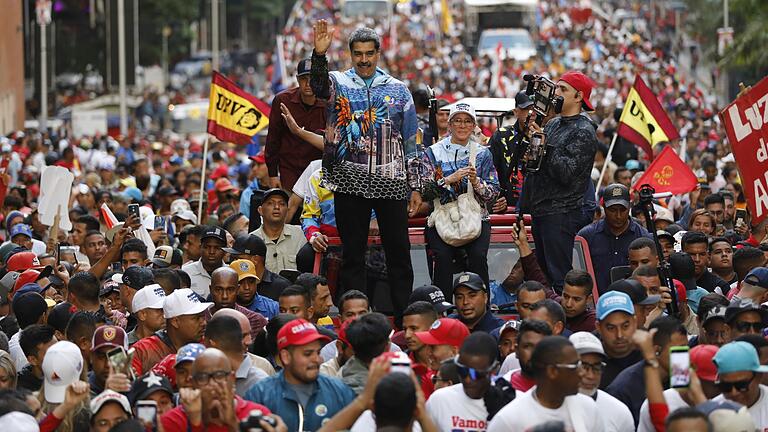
[262,188,290,204]
[515,91,533,109]
[409,285,454,314]
[702,305,727,326]
[115,266,155,290]
[452,272,486,292]
[47,301,76,333]
[656,230,675,242]
[201,226,227,244]
[99,279,120,297]
[129,372,174,405]
[669,252,697,292]
[608,279,660,305]
[724,298,768,325]
[222,234,267,256]
[297,58,312,76]
[12,292,47,321]
[157,187,180,197]
[602,183,630,208]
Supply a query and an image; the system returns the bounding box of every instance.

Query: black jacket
[521,113,597,217]
[488,123,525,205]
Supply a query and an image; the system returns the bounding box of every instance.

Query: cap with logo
[558,70,595,111]
[448,102,477,123]
[223,234,267,256]
[569,331,606,357]
[132,284,166,312]
[9,224,32,239]
[602,184,630,208]
[129,371,174,405]
[453,272,486,292]
[515,91,533,109]
[171,199,191,216]
[596,291,635,321]
[99,280,120,297]
[113,266,155,290]
[277,319,331,350]
[151,354,178,388]
[498,320,521,337]
[6,251,45,272]
[163,288,213,319]
[408,285,454,314]
[42,340,84,403]
[151,245,183,268]
[229,259,261,282]
[702,305,727,326]
[175,343,206,366]
[201,226,227,244]
[91,325,128,352]
[297,58,312,76]
[262,188,290,204]
[608,279,660,306]
[690,344,719,382]
[724,298,768,325]
[90,390,132,416]
[414,318,470,348]
[713,341,768,375]
[656,230,675,243]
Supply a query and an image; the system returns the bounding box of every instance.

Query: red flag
[617,75,680,159]
[631,146,697,195]
[207,71,271,145]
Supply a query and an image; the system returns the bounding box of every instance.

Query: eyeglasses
[717,374,755,393]
[580,361,607,374]
[450,119,475,126]
[193,370,230,385]
[551,360,583,371]
[734,321,764,333]
[454,356,498,381]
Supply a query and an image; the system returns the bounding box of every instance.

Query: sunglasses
[734,321,764,333]
[453,356,498,381]
[717,373,755,393]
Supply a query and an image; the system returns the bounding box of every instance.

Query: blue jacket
[243,370,355,432]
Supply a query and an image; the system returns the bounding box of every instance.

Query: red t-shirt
[131,333,175,376]
[509,370,536,392]
[160,396,271,432]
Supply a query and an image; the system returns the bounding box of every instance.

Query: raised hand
[313,19,334,55]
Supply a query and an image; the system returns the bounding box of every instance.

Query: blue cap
[122,187,143,203]
[596,291,635,321]
[713,341,768,375]
[744,267,768,290]
[15,283,44,297]
[625,159,641,170]
[9,224,32,239]
[5,211,24,231]
[174,343,206,366]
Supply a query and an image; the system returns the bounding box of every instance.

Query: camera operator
[522,71,598,292]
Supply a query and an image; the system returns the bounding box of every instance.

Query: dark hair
[697,293,730,321]
[517,280,545,295]
[265,314,296,357]
[348,27,381,51]
[121,238,148,259]
[2,196,22,211]
[665,407,711,431]
[19,324,55,359]
[517,319,553,345]
[279,285,311,308]
[629,237,657,255]
[411,89,430,110]
[704,194,725,207]
[69,271,101,305]
[632,264,659,278]
[47,301,75,334]
[459,332,498,365]
[76,215,100,232]
[176,269,191,288]
[295,273,329,301]
[0,389,34,417]
[153,268,181,293]
[402,301,438,321]
[178,225,204,246]
[530,336,572,379]
[216,203,235,221]
[682,231,709,249]
[345,312,391,364]
[373,373,417,428]
[708,236,732,252]
[736,334,768,350]
[649,316,687,347]
[437,358,460,385]
[531,300,566,326]
[15,293,48,328]
[339,289,369,314]
[563,270,592,295]
[204,315,243,354]
[84,230,105,241]
[221,212,245,234]
[65,311,97,344]
[733,246,765,280]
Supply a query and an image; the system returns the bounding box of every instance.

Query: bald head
[193,347,232,375]
[193,348,235,408]
[212,267,238,284]
[210,267,239,309]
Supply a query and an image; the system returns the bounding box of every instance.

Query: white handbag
[426,144,483,247]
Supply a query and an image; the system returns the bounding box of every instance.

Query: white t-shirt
[320,339,401,363]
[594,390,635,432]
[426,383,489,432]
[9,331,28,371]
[292,160,322,199]
[499,352,520,376]
[714,384,768,429]
[637,388,689,432]
[487,388,603,432]
[350,410,423,432]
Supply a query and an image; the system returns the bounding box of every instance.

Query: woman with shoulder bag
[418,102,499,299]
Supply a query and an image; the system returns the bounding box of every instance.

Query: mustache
[357,63,372,67]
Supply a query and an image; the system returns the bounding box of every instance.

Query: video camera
[514,75,564,172]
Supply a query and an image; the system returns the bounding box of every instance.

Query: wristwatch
[437,178,447,188]
[643,358,660,369]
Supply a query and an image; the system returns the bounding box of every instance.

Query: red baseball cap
[690,344,719,382]
[13,268,52,295]
[277,319,331,351]
[7,252,45,272]
[250,151,266,164]
[337,318,355,345]
[558,71,595,111]
[414,318,469,348]
[214,178,236,193]
[673,279,687,304]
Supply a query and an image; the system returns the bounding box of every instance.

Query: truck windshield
[479,33,532,51]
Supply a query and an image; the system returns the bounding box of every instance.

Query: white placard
[72,109,108,138]
[38,166,74,231]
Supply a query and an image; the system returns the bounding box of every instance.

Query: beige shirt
[248,353,277,377]
[319,357,341,378]
[252,224,307,274]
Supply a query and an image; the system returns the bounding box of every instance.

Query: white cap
[173,210,198,224]
[132,284,166,312]
[90,390,131,415]
[163,288,213,319]
[655,205,674,223]
[569,331,605,357]
[42,341,84,403]
[448,102,477,123]
[0,412,39,431]
[171,199,191,215]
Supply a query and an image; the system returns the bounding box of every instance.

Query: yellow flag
[617,75,679,158]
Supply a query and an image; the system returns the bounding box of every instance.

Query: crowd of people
[0,0,763,431]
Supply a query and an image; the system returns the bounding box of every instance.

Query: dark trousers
[532,211,580,292]
[334,192,413,325]
[426,221,491,300]
[296,243,316,273]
